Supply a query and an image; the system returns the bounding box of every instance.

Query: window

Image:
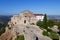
[24,20,26,23]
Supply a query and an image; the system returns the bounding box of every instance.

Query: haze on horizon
[0,0,60,15]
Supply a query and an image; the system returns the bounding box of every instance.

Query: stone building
[8,10,44,26]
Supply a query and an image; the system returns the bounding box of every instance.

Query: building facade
[34,14,44,21]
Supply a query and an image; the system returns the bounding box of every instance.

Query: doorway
[36,37,38,40]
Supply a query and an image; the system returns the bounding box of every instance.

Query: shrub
[42,31,48,36]
[56,22,60,29]
[16,35,24,40]
[42,30,59,40]
[47,29,56,33]
[47,20,56,28]
[0,27,5,36]
[0,23,8,36]
[36,20,43,28]
[49,32,59,39]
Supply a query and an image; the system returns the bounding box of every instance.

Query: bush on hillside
[0,27,5,36]
[15,35,24,40]
[0,23,7,36]
[42,30,59,40]
[47,29,57,33]
[56,22,60,29]
[49,32,59,39]
[43,31,48,36]
[47,20,56,28]
[36,20,43,28]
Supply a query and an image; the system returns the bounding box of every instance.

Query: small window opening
[24,20,26,23]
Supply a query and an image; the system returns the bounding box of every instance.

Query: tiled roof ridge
[34,14,44,16]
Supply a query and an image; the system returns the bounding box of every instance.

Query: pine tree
[43,14,47,29]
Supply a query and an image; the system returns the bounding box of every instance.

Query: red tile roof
[24,13,35,17]
[27,13,35,17]
[22,10,44,16]
[24,13,44,17]
[34,14,44,16]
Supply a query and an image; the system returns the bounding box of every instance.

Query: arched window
[24,20,26,23]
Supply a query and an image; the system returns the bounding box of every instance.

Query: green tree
[47,20,55,28]
[36,20,43,28]
[56,22,60,29]
[43,14,47,29]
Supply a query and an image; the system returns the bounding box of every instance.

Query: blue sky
[0,0,60,15]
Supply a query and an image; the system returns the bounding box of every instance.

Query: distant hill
[47,15,60,22]
[0,15,12,36]
[47,15,60,19]
[0,15,12,23]
[0,15,12,28]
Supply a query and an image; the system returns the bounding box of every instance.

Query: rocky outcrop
[0,10,52,40]
[51,25,59,32]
